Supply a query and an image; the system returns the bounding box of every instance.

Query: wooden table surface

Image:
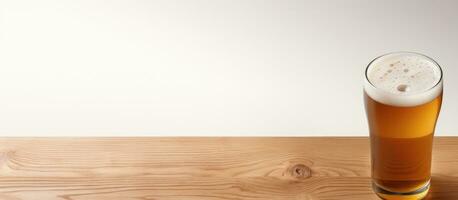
[0,137,456,200]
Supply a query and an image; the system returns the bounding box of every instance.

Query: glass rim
[365,51,443,95]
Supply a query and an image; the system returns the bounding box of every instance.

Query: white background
[1,0,457,136]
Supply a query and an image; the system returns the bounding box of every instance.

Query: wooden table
[0,137,456,200]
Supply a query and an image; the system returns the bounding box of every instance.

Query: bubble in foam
[397,84,410,92]
[365,52,442,107]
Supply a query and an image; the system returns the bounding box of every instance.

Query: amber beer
[364,52,443,199]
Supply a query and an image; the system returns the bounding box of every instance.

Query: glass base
[372,180,430,200]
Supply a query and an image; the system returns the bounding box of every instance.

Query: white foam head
[364,52,442,107]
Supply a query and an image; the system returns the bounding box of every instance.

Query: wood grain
[0,137,456,200]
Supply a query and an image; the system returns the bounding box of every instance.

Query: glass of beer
[364,52,443,199]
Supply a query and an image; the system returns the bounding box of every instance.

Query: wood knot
[289,164,311,179]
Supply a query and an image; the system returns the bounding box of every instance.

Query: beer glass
[364,52,443,199]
